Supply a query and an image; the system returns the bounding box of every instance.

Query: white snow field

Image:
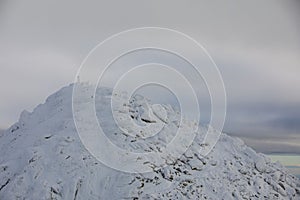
[0,83,299,199]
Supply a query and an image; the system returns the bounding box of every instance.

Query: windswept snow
[0,83,299,199]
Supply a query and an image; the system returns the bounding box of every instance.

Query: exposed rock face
[0,84,299,199]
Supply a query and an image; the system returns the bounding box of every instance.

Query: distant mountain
[0,83,299,199]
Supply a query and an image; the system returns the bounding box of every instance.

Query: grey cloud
[267,115,300,131]
[237,136,300,154]
[224,102,300,132]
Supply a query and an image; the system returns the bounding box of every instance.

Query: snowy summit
[0,83,299,199]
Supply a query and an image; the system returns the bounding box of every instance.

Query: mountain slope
[0,84,299,199]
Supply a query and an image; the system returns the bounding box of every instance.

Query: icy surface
[0,83,299,199]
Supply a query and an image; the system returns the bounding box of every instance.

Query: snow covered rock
[255,155,268,173]
[0,83,299,199]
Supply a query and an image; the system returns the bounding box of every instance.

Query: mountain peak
[0,84,299,199]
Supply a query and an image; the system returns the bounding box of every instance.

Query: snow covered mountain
[0,83,299,199]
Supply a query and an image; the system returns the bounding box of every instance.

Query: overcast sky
[0,0,300,153]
